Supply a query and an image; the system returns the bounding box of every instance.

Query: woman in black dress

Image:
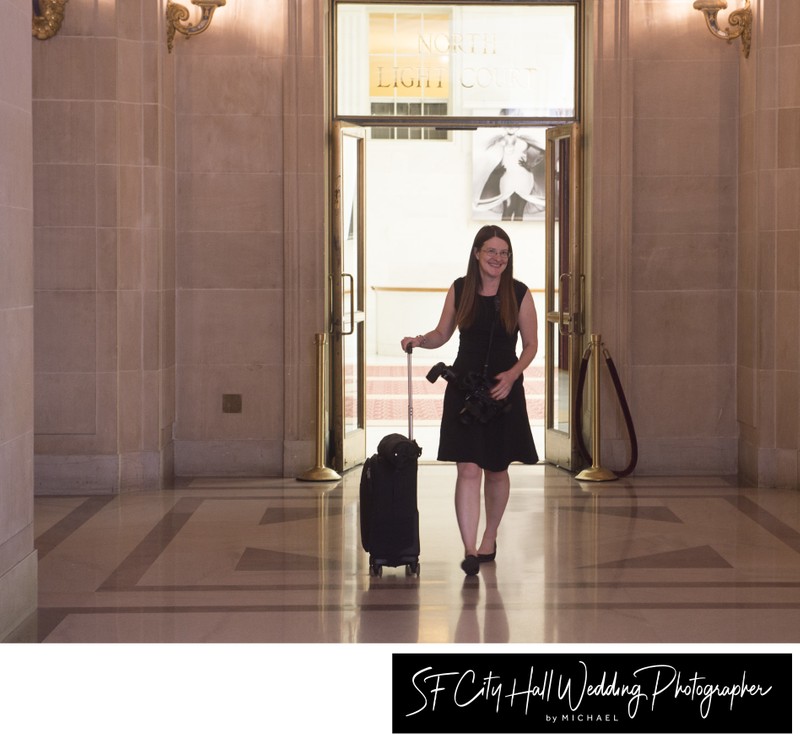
[402,225,538,576]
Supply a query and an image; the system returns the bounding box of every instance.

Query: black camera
[426,362,511,425]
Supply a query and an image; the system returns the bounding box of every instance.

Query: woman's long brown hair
[454,225,518,334]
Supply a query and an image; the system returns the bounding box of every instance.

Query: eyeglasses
[481,248,511,260]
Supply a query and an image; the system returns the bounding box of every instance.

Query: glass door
[331,122,368,472]
[331,1,583,471]
[544,123,584,470]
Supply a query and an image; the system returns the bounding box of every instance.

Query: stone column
[738,0,800,487]
[0,0,36,639]
[33,0,175,492]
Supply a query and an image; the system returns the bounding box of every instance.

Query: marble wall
[33,1,177,492]
[30,0,326,486]
[171,0,325,477]
[738,0,800,487]
[588,0,740,475]
[0,0,36,640]
[17,0,799,493]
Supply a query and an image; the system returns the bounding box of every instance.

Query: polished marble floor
[11,463,800,644]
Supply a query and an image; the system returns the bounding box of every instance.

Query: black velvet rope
[574,344,638,477]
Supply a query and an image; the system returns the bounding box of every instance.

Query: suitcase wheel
[368,560,419,577]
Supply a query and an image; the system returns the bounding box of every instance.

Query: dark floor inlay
[235,547,335,571]
[591,545,733,570]
[97,499,203,590]
[35,496,116,559]
[563,505,682,523]
[259,508,320,525]
[728,495,800,554]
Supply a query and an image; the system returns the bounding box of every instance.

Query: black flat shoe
[478,544,496,563]
[461,555,480,576]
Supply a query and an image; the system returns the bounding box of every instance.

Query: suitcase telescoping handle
[405,344,414,440]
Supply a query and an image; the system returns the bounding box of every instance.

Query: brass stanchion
[575,334,617,482]
[297,332,341,482]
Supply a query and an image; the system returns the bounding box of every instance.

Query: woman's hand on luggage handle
[401,335,426,352]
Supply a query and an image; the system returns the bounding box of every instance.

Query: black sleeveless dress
[437,277,539,472]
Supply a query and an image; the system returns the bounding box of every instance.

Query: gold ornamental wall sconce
[166,0,226,53]
[32,0,68,40]
[693,0,752,58]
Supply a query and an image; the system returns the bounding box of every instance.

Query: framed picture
[472,126,547,222]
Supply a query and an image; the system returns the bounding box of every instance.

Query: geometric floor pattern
[10,463,800,645]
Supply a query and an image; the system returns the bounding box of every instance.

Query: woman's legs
[455,464,511,556]
[478,468,510,555]
[454,462,483,556]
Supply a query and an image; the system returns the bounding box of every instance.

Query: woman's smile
[477,236,510,278]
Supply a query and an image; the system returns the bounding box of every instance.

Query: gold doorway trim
[32,0,68,40]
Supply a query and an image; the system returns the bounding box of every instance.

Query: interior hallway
[12,464,800,644]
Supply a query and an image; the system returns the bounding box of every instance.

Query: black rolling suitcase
[359,347,422,577]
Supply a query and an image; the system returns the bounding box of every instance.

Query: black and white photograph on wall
[472,126,546,221]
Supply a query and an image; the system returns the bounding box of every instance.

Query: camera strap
[481,297,500,379]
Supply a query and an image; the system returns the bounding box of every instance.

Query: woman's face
[475,235,511,280]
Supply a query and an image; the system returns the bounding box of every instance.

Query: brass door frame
[544,123,584,471]
[327,1,586,472]
[331,122,368,472]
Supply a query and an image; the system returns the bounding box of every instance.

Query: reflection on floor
[11,464,800,643]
